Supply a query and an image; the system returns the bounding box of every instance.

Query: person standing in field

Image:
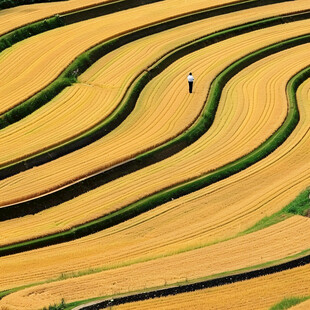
[187,72,194,93]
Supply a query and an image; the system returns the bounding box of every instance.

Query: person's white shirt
[187,74,194,82]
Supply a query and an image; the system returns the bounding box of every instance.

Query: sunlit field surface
[0,0,310,309]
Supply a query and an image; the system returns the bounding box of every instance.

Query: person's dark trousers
[188,81,193,93]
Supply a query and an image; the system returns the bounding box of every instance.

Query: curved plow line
[1,34,310,256]
[0,0,295,171]
[69,250,310,310]
[2,10,310,221]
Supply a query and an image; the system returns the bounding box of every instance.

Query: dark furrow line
[1,30,309,257]
[75,253,310,309]
[0,0,67,10]
[1,9,310,221]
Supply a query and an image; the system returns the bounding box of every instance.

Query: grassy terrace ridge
[269,297,310,310]
[0,0,293,182]
[1,32,310,256]
[0,188,309,303]
[33,289,310,309]
[2,9,310,221]
[0,0,66,10]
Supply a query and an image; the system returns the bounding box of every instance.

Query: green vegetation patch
[270,296,310,310]
[42,298,67,310]
[242,187,310,235]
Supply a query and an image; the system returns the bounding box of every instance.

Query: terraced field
[4,17,310,243]
[1,0,310,309]
[1,216,310,309]
[109,263,310,310]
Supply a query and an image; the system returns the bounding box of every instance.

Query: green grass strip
[270,296,310,310]
[1,29,310,257]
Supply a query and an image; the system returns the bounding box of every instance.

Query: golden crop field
[0,2,307,205]
[0,0,112,36]
[1,215,309,306]
[1,0,310,309]
[1,21,310,245]
[1,0,309,173]
[0,0,238,114]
